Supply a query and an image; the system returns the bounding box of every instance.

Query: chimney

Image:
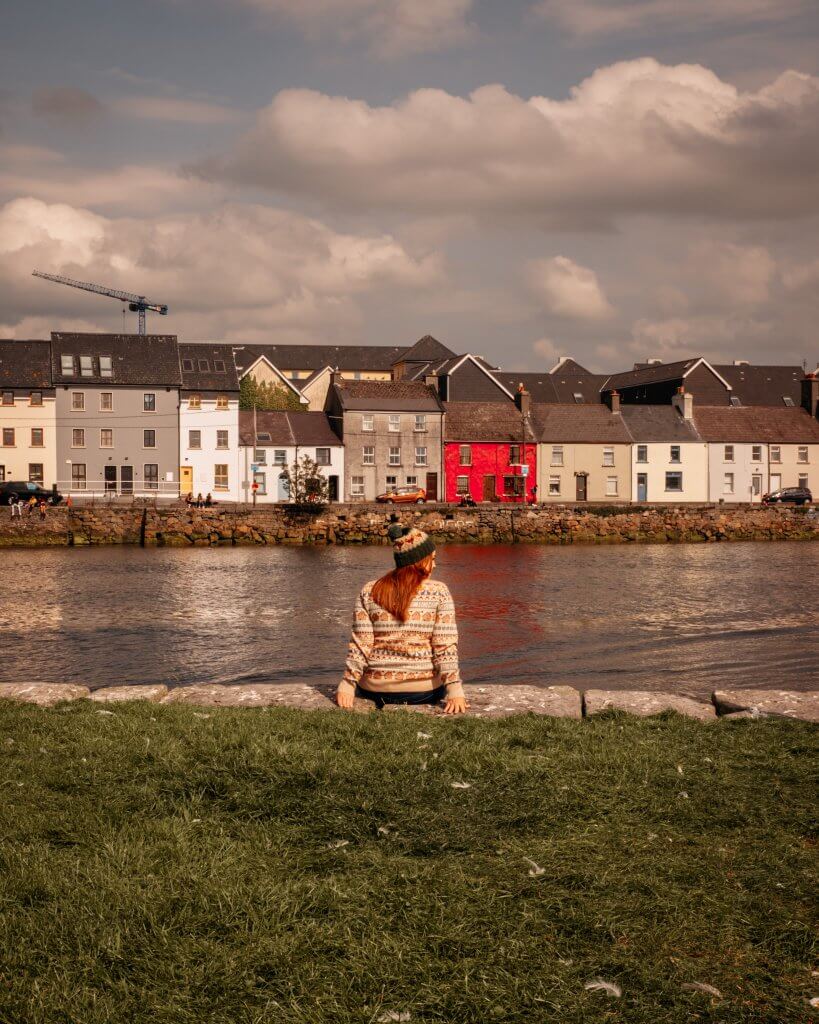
[330,367,342,389]
[606,389,620,413]
[802,371,819,419]
[515,382,531,416]
[424,372,439,394]
[672,385,693,421]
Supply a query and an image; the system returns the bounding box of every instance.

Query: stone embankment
[0,682,816,722]
[1,502,817,547]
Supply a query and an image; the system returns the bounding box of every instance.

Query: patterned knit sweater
[338,578,464,698]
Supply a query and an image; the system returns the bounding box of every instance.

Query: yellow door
[180,466,193,497]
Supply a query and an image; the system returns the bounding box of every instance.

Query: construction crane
[32,270,169,335]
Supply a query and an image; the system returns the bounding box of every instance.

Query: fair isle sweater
[338,578,464,698]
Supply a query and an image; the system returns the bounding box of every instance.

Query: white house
[238,410,344,503]
[621,397,709,502]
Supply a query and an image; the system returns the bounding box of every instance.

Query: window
[61,354,75,376]
[350,475,365,497]
[80,356,93,377]
[256,432,271,443]
[188,430,201,450]
[99,429,113,448]
[458,445,472,466]
[315,447,331,466]
[213,360,226,373]
[353,372,362,380]
[198,359,210,372]
[2,428,14,447]
[143,429,156,448]
[549,475,561,496]
[71,392,85,411]
[253,471,266,495]
[1,391,13,406]
[214,464,228,490]
[551,445,563,467]
[72,428,85,448]
[798,474,809,489]
[29,392,42,406]
[752,445,762,462]
[636,445,648,463]
[665,471,683,491]
[31,428,44,447]
[362,446,375,465]
[181,358,194,372]
[415,447,427,466]
[606,475,618,496]
[274,450,286,465]
[100,392,113,412]
[386,474,397,489]
[456,475,469,495]
[797,446,808,464]
[388,415,400,432]
[216,430,229,450]
[188,395,201,410]
[723,472,734,494]
[71,464,86,490]
[770,445,781,463]
[216,396,229,410]
[603,446,615,467]
[730,396,742,407]
[724,445,734,462]
[573,392,584,404]
[503,475,525,496]
[782,396,795,407]
[670,445,681,463]
[28,464,43,484]
[362,415,374,432]
[254,448,266,465]
[99,356,112,379]
[389,447,401,466]
[144,464,159,490]
[143,393,156,412]
[509,445,521,465]
[414,415,427,432]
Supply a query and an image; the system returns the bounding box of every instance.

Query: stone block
[467,684,582,718]
[713,689,819,722]
[91,685,168,703]
[0,683,90,706]
[584,690,715,720]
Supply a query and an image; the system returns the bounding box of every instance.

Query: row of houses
[1,332,818,504]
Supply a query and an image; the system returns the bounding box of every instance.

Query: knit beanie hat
[391,525,436,568]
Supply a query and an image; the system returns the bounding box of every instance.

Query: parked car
[376,485,427,505]
[761,486,812,506]
[0,481,63,506]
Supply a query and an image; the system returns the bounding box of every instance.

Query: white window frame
[60,354,75,376]
[99,355,113,379]
[724,445,734,463]
[415,447,427,466]
[603,446,615,467]
[315,447,331,466]
[670,445,681,463]
[362,415,374,432]
[389,446,401,466]
[797,446,808,464]
[143,464,159,490]
[723,472,734,494]
[362,446,375,466]
[143,429,156,449]
[605,475,618,496]
[99,428,114,449]
[143,393,157,413]
[100,392,113,412]
[665,471,683,492]
[72,428,85,449]
[388,415,401,433]
[216,430,229,450]
[188,430,201,450]
[414,415,427,432]
[551,445,563,467]
[350,475,365,497]
[71,392,85,412]
[636,445,648,463]
[254,449,267,465]
[456,475,469,495]
[459,445,471,467]
[79,355,93,378]
[549,475,561,495]
[214,464,229,491]
[770,445,781,463]
[751,445,762,462]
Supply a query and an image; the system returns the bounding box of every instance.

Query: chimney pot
[515,386,531,416]
[607,389,621,413]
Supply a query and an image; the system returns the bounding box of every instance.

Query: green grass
[0,702,816,1024]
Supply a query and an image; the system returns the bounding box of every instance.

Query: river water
[0,544,816,697]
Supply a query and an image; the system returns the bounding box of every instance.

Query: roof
[239,410,341,447]
[713,364,807,407]
[602,358,701,392]
[393,335,455,365]
[533,403,632,443]
[619,405,702,442]
[50,332,181,386]
[693,406,819,443]
[232,343,405,374]
[333,379,442,412]
[178,343,239,391]
[0,340,52,388]
[444,401,536,443]
[548,357,592,375]
[497,371,610,404]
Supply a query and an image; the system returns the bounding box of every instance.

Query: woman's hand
[443,695,468,715]
[336,686,355,709]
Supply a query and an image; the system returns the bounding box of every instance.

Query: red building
[444,398,537,503]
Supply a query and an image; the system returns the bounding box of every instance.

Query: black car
[762,486,812,506]
[0,481,63,506]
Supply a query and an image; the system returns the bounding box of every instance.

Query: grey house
[51,332,181,497]
[325,377,443,501]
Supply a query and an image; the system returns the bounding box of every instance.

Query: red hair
[371,554,434,622]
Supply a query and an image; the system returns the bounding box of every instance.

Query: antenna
[32,270,169,335]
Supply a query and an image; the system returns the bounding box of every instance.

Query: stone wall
[0,502,817,547]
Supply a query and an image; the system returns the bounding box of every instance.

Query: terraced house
[0,340,56,491]
[179,344,240,501]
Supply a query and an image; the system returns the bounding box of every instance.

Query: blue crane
[32,270,169,335]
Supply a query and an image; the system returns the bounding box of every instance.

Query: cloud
[197,60,819,228]
[0,197,444,342]
[31,86,104,125]
[526,256,614,320]
[109,95,244,125]
[533,0,813,37]
[686,240,776,307]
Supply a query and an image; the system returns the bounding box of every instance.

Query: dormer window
[213,360,225,372]
[99,355,113,378]
[188,394,201,410]
[181,358,194,372]
[1,391,13,406]
[573,392,583,403]
[80,355,93,377]
[730,396,741,407]
[198,359,210,372]
[782,396,795,407]
[216,395,228,410]
[61,354,75,376]
[30,391,43,406]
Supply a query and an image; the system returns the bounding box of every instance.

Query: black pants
[355,684,447,710]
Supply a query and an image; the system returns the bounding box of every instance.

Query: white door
[752,474,762,501]
[770,473,781,492]
[277,473,290,501]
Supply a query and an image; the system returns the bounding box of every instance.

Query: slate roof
[693,406,819,443]
[239,410,341,447]
[602,358,702,392]
[533,404,632,443]
[232,344,405,374]
[548,357,592,375]
[444,402,536,443]
[0,340,52,388]
[393,335,456,365]
[713,364,807,407]
[179,343,239,391]
[619,405,702,442]
[333,379,443,412]
[50,333,181,386]
[496,371,610,404]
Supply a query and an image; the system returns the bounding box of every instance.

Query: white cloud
[110,95,244,125]
[686,240,776,306]
[526,256,614,320]
[198,60,819,228]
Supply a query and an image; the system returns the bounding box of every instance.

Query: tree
[239,374,303,411]
[282,454,330,507]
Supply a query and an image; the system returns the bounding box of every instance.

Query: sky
[1,0,818,372]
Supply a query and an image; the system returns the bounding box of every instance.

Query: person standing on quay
[336,525,467,714]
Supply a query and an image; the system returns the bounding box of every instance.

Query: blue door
[637,473,647,502]
[277,473,290,502]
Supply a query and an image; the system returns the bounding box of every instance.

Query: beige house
[0,340,57,490]
[534,404,632,502]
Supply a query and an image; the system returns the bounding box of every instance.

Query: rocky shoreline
[1,502,817,547]
[1,682,816,722]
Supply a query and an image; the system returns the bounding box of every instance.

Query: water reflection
[0,543,816,696]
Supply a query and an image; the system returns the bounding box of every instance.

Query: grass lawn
[0,701,816,1024]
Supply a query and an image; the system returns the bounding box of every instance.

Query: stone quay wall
[0,502,817,548]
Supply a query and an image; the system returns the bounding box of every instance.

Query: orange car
[376,485,427,504]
